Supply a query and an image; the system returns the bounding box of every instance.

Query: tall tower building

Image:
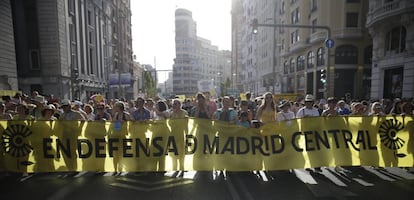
[173,8,231,97]
[0,0,18,91]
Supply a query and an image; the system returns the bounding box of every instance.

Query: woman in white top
[276,100,295,122]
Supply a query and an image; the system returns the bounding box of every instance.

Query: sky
[130,0,232,82]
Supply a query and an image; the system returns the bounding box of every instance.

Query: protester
[321,97,339,117]
[238,100,253,122]
[169,99,188,119]
[337,100,351,115]
[276,100,295,121]
[83,104,95,121]
[131,97,151,121]
[0,102,12,120]
[296,94,319,118]
[154,100,170,120]
[13,103,34,120]
[236,111,251,128]
[59,99,85,120]
[31,95,47,119]
[94,102,112,121]
[190,93,212,119]
[214,96,237,123]
[145,98,155,119]
[112,101,131,121]
[40,104,57,120]
[368,102,385,116]
[256,92,276,124]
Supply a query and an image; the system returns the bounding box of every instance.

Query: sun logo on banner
[378,119,406,158]
[1,124,35,169]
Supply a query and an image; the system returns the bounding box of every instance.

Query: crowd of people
[0,91,413,126]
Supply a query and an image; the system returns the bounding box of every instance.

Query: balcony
[366,0,414,27]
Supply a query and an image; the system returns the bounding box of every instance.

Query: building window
[311,0,317,12]
[346,0,360,3]
[364,45,372,64]
[87,10,92,26]
[279,21,284,33]
[291,7,299,24]
[335,45,358,64]
[29,49,40,70]
[284,61,289,74]
[280,1,285,15]
[297,56,305,71]
[290,58,295,73]
[68,0,75,14]
[291,29,299,44]
[307,51,314,69]
[311,19,317,33]
[316,47,325,66]
[89,48,94,74]
[346,12,358,27]
[385,26,406,55]
[383,67,403,99]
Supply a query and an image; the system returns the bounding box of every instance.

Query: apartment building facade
[232,0,374,100]
[366,0,414,99]
[1,0,133,101]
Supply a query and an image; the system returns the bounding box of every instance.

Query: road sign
[325,39,335,48]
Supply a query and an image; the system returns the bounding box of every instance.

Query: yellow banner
[0,116,413,172]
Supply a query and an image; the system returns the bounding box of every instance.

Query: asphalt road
[1,167,413,200]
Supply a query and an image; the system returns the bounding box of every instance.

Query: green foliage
[143,71,157,98]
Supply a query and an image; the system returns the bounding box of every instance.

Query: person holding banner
[214,96,237,123]
[112,101,131,121]
[256,92,276,124]
[276,100,295,122]
[190,93,212,119]
[321,97,339,117]
[132,97,151,121]
[169,99,188,119]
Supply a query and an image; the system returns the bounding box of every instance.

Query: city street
[1,167,413,200]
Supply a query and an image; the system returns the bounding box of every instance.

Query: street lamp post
[252,19,332,98]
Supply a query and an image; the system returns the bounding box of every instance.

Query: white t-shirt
[276,111,295,122]
[296,107,320,118]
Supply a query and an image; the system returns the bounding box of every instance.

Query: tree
[143,71,157,98]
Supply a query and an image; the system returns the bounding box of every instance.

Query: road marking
[320,167,347,186]
[109,179,194,192]
[362,166,395,181]
[385,167,414,180]
[183,171,197,179]
[352,178,374,186]
[293,169,317,184]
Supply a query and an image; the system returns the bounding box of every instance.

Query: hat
[43,104,56,110]
[338,100,345,105]
[61,99,72,106]
[304,94,314,102]
[278,100,291,108]
[34,95,46,104]
[73,100,83,106]
[373,102,382,109]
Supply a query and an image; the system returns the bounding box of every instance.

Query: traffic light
[252,18,258,34]
[320,69,327,84]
